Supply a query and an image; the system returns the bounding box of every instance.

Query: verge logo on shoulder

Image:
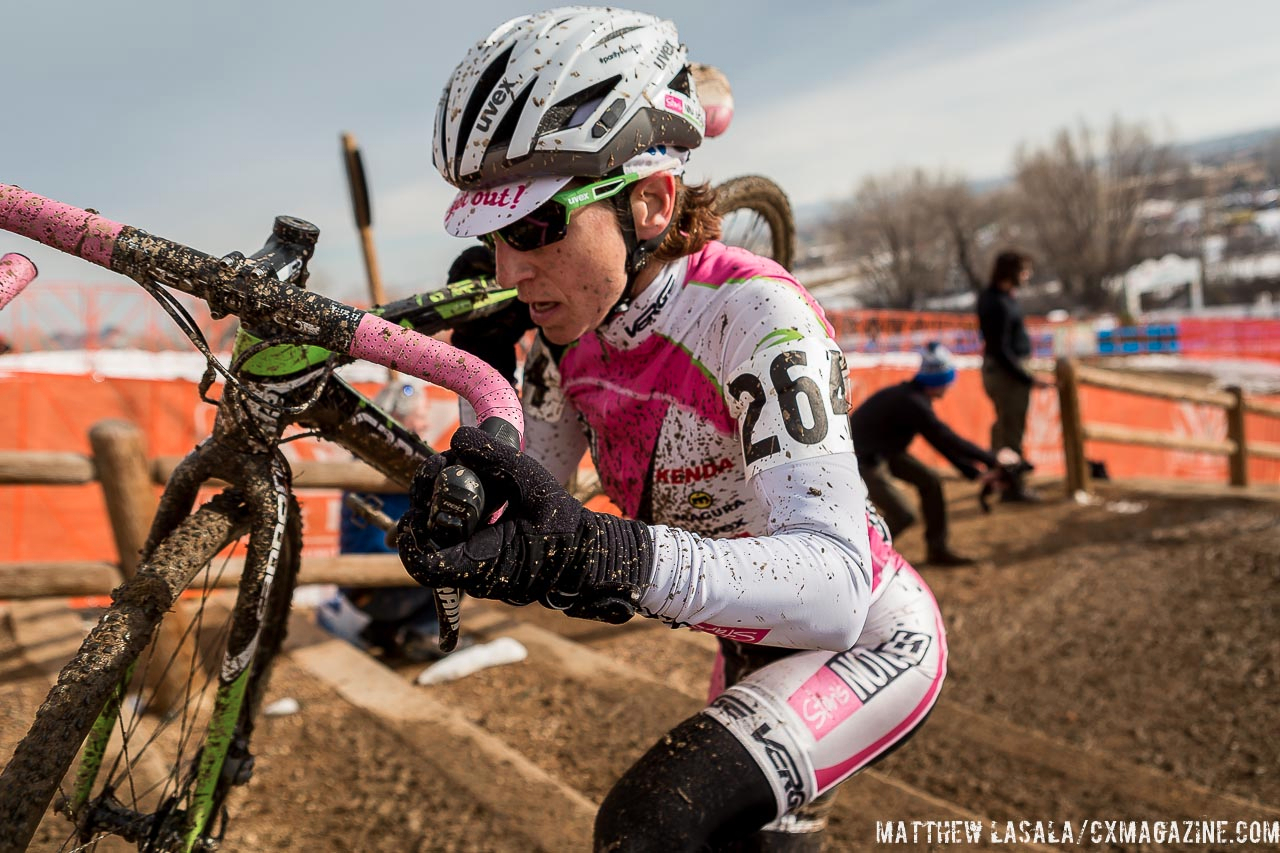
[624,266,679,337]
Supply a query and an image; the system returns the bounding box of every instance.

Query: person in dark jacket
[850,343,997,566]
[977,249,1042,501]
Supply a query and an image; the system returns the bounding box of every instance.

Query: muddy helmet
[433,7,705,191]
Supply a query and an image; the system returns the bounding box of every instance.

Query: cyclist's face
[494,173,675,345]
[494,201,627,344]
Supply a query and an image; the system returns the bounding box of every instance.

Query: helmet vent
[489,81,534,152]
[594,26,642,46]
[668,65,692,96]
[536,75,622,137]
[455,44,516,167]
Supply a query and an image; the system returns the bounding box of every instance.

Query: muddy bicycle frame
[0,185,523,850]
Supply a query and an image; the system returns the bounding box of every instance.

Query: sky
[4,0,1279,304]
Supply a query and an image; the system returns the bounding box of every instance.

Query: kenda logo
[655,457,734,484]
[475,79,519,132]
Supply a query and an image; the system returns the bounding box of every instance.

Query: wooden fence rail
[0,419,413,601]
[1056,358,1280,494]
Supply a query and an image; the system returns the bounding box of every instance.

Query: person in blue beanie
[849,343,999,566]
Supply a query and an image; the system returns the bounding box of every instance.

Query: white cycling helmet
[434,6,705,238]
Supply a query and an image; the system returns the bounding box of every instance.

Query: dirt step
[406,602,1042,853]
[278,613,596,851]
[450,601,1280,843]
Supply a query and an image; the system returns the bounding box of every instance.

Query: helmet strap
[604,189,672,323]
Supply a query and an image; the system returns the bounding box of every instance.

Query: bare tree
[830,169,993,308]
[1013,118,1171,309]
[1264,132,1280,184]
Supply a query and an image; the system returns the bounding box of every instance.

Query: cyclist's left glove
[397,426,654,624]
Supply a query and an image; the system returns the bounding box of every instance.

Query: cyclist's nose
[494,239,535,292]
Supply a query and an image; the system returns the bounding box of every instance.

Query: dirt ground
[3,477,1278,851]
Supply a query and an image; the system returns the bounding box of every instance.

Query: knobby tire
[714,175,797,271]
[0,491,300,852]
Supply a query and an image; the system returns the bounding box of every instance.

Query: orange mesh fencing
[2,366,1276,564]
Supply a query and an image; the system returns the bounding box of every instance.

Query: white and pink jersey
[521,241,946,818]
[523,241,877,650]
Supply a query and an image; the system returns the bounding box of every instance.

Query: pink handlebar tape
[0,185,124,269]
[349,314,524,445]
[0,253,38,311]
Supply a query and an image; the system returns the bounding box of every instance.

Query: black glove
[397,427,654,623]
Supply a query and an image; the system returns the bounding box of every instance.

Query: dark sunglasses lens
[497,199,569,251]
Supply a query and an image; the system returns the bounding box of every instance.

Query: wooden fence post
[1226,386,1248,487]
[1056,357,1090,496]
[89,420,200,713]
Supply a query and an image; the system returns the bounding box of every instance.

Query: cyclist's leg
[887,452,947,554]
[717,564,946,847]
[859,458,918,537]
[594,713,776,853]
[597,565,945,851]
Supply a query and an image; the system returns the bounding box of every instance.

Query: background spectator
[850,343,998,566]
[977,249,1041,501]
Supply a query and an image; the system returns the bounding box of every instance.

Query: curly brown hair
[651,179,722,264]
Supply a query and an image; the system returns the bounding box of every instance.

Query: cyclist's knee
[594,713,774,853]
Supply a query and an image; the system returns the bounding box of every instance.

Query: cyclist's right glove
[397,426,654,624]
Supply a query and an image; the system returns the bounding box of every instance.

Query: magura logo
[688,491,713,509]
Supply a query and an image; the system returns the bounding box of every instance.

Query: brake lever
[425,464,486,653]
[425,417,521,653]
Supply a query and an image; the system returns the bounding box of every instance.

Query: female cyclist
[398,8,947,851]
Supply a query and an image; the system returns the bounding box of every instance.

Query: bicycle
[0,135,795,849]
[0,184,524,853]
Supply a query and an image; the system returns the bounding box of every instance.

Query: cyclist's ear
[630,172,677,242]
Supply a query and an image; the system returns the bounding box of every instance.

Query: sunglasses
[480,172,640,252]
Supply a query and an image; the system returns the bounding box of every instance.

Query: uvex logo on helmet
[475,79,520,133]
[653,40,677,70]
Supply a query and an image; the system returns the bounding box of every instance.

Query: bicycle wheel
[714,175,796,271]
[0,491,301,852]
